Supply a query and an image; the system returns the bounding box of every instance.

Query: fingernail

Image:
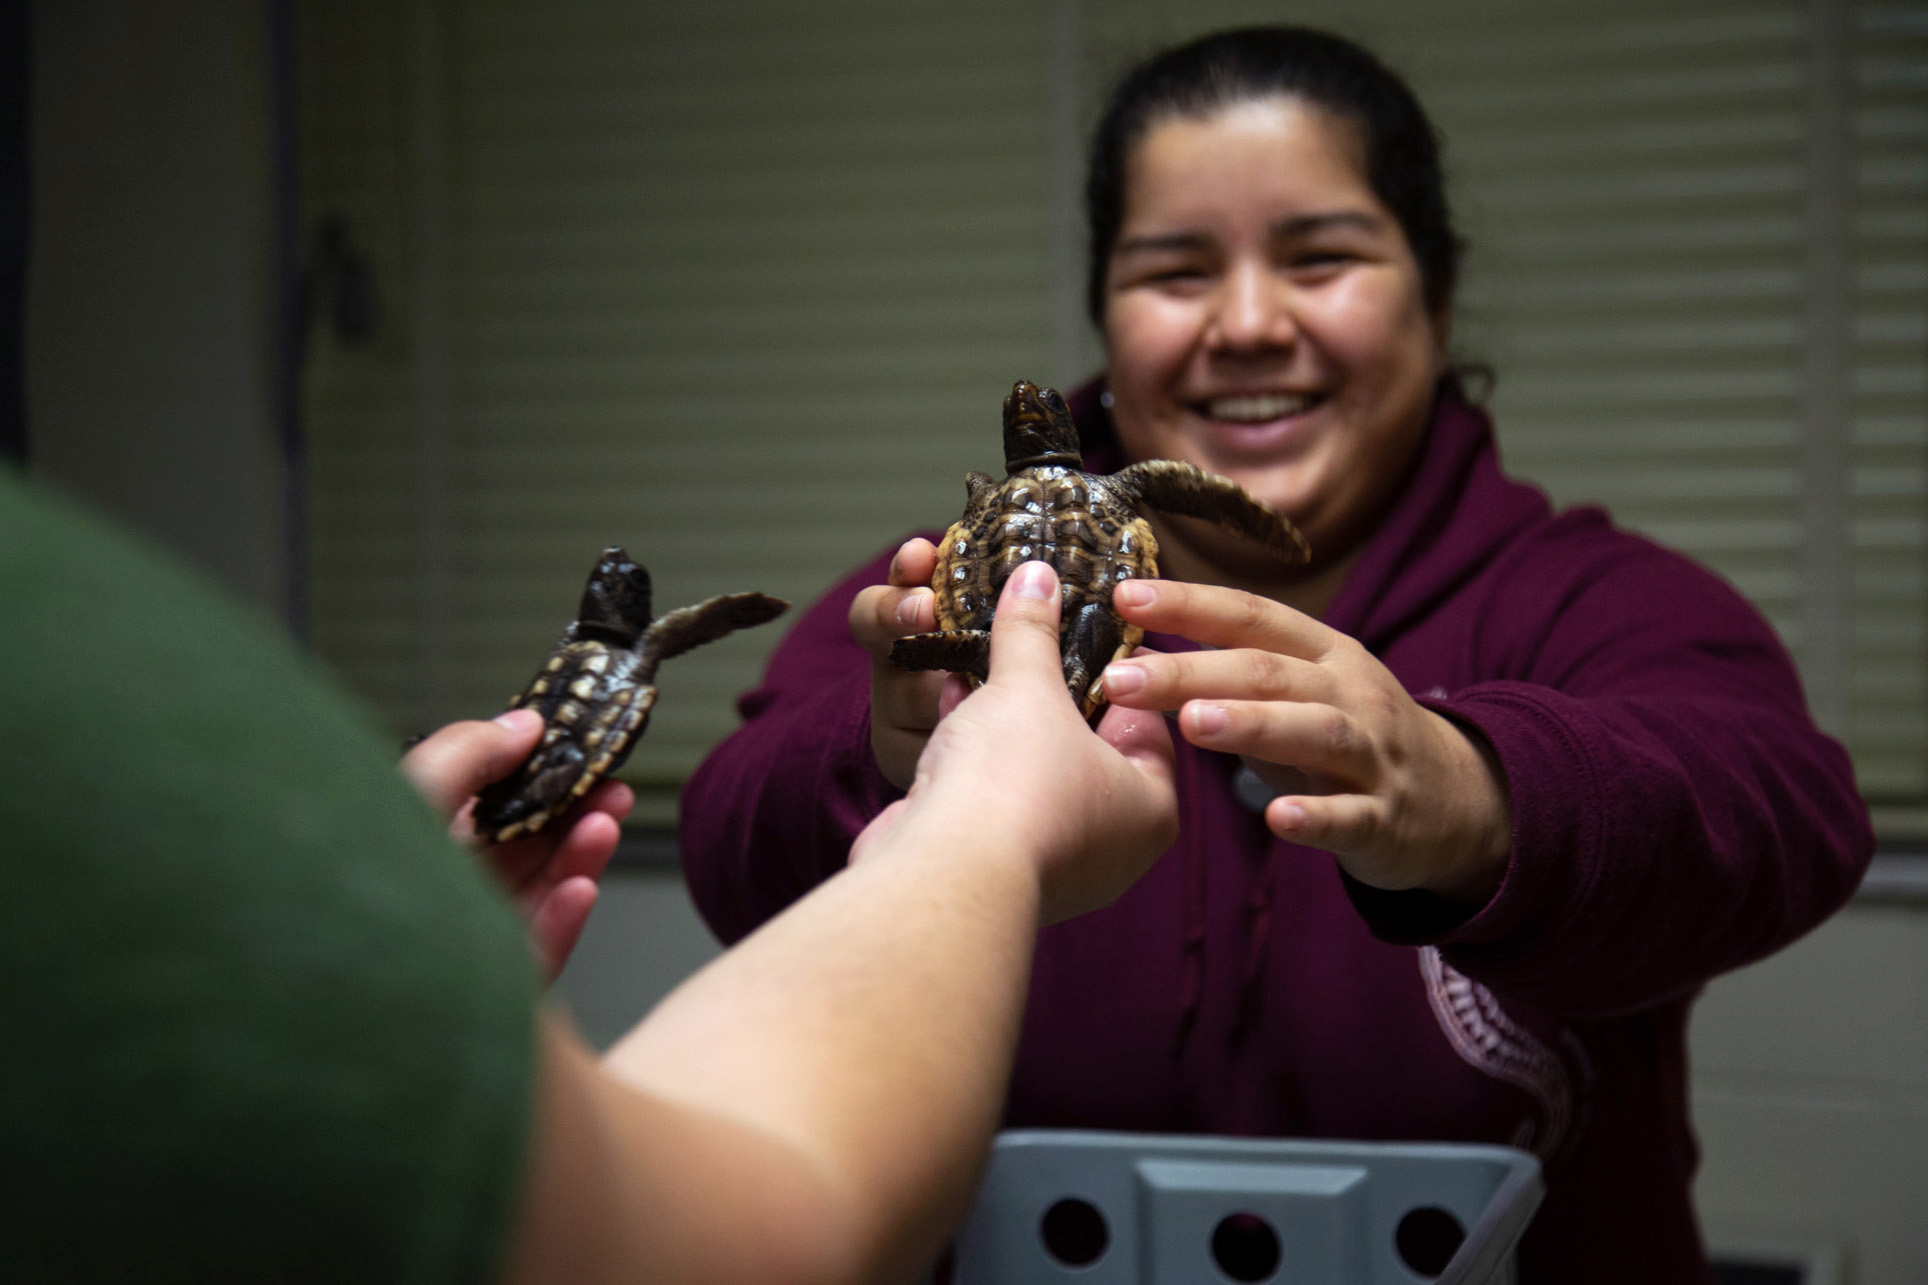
[1102,663,1145,697]
[897,593,925,627]
[1188,703,1228,737]
[493,708,539,731]
[1010,561,1054,600]
[1113,580,1156,609]
[1273,801,1307,829]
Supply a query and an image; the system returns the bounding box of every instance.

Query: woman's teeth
[1205,393,1318,422]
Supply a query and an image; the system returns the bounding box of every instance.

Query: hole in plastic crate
[1039,1197,1109,1267]
[1210,1212,1281,1282]
[1394,1205,1467,1278]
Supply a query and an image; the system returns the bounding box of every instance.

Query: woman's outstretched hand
[849,538,947,790]
[1102,578,1511,906]
[852,560,1179,925]
[401,710,633,978]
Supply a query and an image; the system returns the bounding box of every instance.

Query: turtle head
[1002,380,1082,472]
[576,547,654,644]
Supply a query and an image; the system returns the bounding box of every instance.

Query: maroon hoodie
[679,380,1872,1282]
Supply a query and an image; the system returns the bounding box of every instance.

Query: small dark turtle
[891,380,1309,722]
[472,548,787,843]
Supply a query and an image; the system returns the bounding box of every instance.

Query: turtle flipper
[891,630,991,682]
[637,592,790,673]
[1061,598,1134,726]
[1113,459,1310,562]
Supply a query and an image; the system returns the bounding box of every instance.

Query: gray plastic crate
[950,1130,1543,1285]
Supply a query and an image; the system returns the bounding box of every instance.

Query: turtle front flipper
[891,630,991,682]
[636,592,790,677]
[1113,459,1310,562]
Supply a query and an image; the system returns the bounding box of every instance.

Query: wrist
[863,794,1047,914]
[1427,714,1513,907]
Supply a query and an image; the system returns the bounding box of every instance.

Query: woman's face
[1102,96,1446,568]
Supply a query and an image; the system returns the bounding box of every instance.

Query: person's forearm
[508,560,1177,1285]
[508,1013,862,1285]
[609,803,1042,1282]
[1381,683,1871,1016]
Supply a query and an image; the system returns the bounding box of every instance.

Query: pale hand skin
[1102,577,1512,906]
[400,707,633,978]
[850,537,944,790]
[852,559,1181,925]
[505,563,1178,1285]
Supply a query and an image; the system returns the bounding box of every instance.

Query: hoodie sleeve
[678,545,908,945]
[1345,515,1874,1018]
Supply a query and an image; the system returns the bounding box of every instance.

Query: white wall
[1693,899,1928,1282]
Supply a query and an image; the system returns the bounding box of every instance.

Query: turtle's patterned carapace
[472,549,787,844]
[892,380,1308,722]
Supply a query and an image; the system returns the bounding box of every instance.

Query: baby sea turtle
[891,380,1309,722]
[472,548,787,843]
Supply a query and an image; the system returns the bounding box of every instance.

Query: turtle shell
[473,638,659,844]
[471,548,787,844]
[891,379,1307,721]
[930,465,1158,712]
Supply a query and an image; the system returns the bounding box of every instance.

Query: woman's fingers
[1112,578,1335,658]
[851,538,941,651]
[850,581,937,650]
[1101,646,1334,711]
[1266,792,1381,858]
[888,537,939,590]
[1175,697,1375,787]
[856,541,950,790]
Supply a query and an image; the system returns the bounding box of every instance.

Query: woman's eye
[1113,264,1210,294]
[1287,248,1363,276]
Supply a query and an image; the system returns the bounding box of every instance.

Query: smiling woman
[1100,96,1446,601]
[679,26,1875,1284]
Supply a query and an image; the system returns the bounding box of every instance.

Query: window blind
[301,0,1925,830]
[1089,0,1924,825]
[300,0,1065,821]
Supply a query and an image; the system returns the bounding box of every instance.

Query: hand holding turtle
[852,561,1179,925]
[848,537,947,789]
[1101,579,1512,906]
[401,709,633,978]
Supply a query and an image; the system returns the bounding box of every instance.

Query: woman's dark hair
[1084,26,1462,327]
